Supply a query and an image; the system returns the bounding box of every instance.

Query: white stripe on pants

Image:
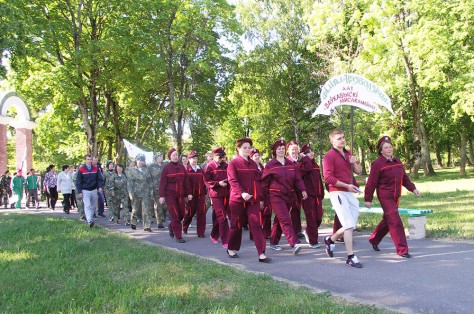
[83,189,98,223]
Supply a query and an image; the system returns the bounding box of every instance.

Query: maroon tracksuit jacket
[365,155,416,255]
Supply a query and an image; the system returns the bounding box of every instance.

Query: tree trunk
[447,143,452,167]
[460,130,467,176]
[435,143,443,167]
[469,135,474,166]
[358,146,367,175]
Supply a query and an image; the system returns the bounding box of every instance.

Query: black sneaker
[157,223,165,229]
[346,255,363,268]
[324,236,335,257]
[176,238,186,243]
[131,224,136,230]
[144,228,152,232]
[372,244,381,251]
[98,213,106,217]
[169,228,174,238]
[89,222,95,228]
[400,253,411,258]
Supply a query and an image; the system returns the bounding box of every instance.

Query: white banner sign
[313,73,394,116]
[123,139,154,164]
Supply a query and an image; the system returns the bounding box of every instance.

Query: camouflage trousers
[75,193,85,217]
[109,193,130,223]
[131,196,152,229]
[153,193,169,225]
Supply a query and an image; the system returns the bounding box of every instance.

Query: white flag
[313,73,394,117]
[123,139,154,164]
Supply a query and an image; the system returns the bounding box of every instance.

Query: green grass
[0,214,388,314]
[321,167,474,240]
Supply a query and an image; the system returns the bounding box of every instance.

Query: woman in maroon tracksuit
[159,148,192,243]
[203,147,230,247]
[182,150,207,237]
[364,136,420,258]
[250,148,271,239]
[261,140,307,255]
[299,143,325,248]
[227,138,270,262]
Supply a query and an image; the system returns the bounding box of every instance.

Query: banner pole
[350,106,355,185]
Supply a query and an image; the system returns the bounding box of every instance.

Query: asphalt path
[9,206,474,314]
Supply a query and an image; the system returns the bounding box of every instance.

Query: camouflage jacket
[148,161,167,190]
[0,175,12,191]
[126,165,153,198]
[103,170,115,194]
[110,173,128,197]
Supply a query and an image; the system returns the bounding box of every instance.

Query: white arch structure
[0,91,37,174]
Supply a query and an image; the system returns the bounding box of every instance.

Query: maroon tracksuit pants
[301,195,324,244]
[228,201,266,256]
[210,197,230,245]
[368,198,408,255]
[166,195,186,240]
[269,196,299,247]
[182,195,207,237]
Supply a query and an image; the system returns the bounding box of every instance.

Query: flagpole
[350,106,354,185]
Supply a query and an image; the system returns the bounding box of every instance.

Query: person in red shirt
[364,136,420,258]
[226,138,270,262]
[261,140,307,255]
[299,143,325,248]
[182,150,207,238]
[250,148,271,239]
[159,148,192,243]
[322,130,363,268]
[203,147,230,248]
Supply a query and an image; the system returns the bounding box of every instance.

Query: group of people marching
[76,129,420,268]
[3,128,420,268]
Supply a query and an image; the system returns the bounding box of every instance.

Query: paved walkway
[7,204,474,314]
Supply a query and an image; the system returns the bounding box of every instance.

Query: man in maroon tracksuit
[364,136,420,258]
[250,148,271,239]
[159,148,192,243]
[203,147,230,247]
[299,143,325,248]
[262,140,307,254]
[227,138,270,262]
[286,140,304,238]
[182,150,207,238]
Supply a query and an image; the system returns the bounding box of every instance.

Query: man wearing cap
[364,136,420,258]
[127,154,154,232]
[203,147,230,247]
[76,154,104,228]
[286,140,304,238]
[12,169,25,209]
[322,130,363,268]
[159,148,192,242]
[299,144,325,248]
[149,152,168,228]
[182,150,207,237]
[261,139,307,255]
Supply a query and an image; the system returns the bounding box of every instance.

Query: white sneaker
[309,243,321,249]
[270,244,282,251]
[292,244,302,255]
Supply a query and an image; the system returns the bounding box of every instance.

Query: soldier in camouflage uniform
[72,165,85,220]
[103,161,115,221]
[127,154,154,232]
[109,163,130,224]
[0,170,13,208]
[148,152,168,228]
